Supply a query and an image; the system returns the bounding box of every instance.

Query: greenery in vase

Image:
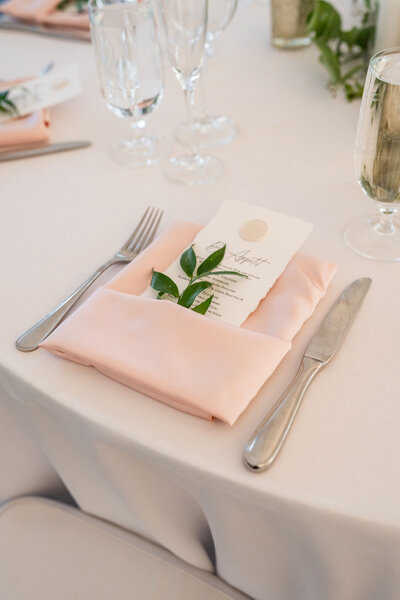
[150,244,246,316]
[307,0,378,101]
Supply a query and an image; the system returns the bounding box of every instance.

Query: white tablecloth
[1,3,400,599]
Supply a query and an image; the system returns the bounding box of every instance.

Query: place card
[143,200,313,326]
[0,64,81,123]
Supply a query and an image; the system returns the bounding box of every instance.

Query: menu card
[0,65,81,123]
[142,200,313,326]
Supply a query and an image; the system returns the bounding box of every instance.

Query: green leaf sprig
[0,90,18,117]
[150,244,246,316]
[57,0,88,13]
[307,0,378,101]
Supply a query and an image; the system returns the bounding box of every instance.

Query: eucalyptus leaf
[340,27,360,47]
[342,64,365,81]
[180,245,196,278]
[355,25,375,50]
[151,271,179,298]
[307,0,377,101]
[177,281,212,308]
[57,0,87,11]
[308,0,341,42]
[316,41,342,84]
[192,295,213,315]
[197,245,226,276]
[0,91,17,116]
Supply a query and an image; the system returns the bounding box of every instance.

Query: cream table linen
[0,388,66,503]
[1,2,400,599]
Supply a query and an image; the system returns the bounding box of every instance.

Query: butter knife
[243,277,372,472]
[0,15,91,42]
[0,141,91,162]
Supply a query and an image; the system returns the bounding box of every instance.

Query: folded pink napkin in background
[1,0,90,29]
[41,221,337,425]
[0,111,50,149]
[0,80,50,149]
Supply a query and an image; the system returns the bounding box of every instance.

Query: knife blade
[243,277,372,473]
[0,141,92,162]
[0,15,91,42]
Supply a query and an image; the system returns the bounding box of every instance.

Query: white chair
[0,497,252,600]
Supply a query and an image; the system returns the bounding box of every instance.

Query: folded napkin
[0,80,50,149]
[41,221,337,425]
[0,110,50,149]
[1,0,90,30]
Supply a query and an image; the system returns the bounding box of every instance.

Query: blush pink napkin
[41,221,337,425]
[0,111,50,148]
[0,80,50,149]
[1,0,90,29]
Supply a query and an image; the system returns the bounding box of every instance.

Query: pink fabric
[1,0,90,30]
[0,111,50,149]
[0,79,50,149]
[41,221,337,425]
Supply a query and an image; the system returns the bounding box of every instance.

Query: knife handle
[243,357,323,472]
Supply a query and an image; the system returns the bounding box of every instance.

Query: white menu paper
[143,200,313,326]
[0,65,81,123]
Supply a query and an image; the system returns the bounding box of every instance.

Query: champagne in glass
[345,47,400,261]
[160,0,223,185]
[89,0,168,167]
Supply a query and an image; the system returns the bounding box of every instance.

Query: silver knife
[0,15,91,42]
[243,277,372,473]
[0,141,92,162]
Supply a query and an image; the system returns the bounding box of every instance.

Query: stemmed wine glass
[89,0,168,167]
[345,47,400,261]
[160,0,223,185]
[175,0,239,149]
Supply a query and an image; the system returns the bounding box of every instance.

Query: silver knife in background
[0,141,92,162]
[0,14,91,42]
[243,277,372,473]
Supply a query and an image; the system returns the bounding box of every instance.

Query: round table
[1,3,399,599]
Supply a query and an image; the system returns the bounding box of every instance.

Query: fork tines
[123,206,163,253]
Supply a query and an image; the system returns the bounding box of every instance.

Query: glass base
[110,135,169,168]
[164,153,223,186]
[175,115,238,149]
[344,214,400,262]
[272,35,312,49]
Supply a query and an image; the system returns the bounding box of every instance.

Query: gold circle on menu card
[239,219,268,241]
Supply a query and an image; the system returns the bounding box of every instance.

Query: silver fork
[16,206,163,352]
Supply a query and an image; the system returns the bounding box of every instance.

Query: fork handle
[15,257,119,352]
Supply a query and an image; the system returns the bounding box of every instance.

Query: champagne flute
[175,0,239,149]
[89,0,168,167]
[345,47,400,261]
[206,0,239,56]
[160,0,223,185]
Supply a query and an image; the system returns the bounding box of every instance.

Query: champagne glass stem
[130,119,146,137]
[184,84,199,155]
[205,37,215,58]
[376,204,399,234]
[198,71,208,119]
